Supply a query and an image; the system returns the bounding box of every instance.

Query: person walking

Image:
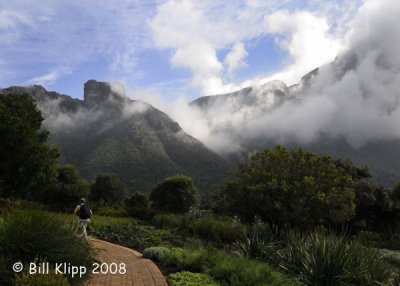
[74,198,92,240]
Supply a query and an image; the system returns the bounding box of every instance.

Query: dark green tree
[150,175,199,213]
[333,158,371,181]
[90,173,127,206]
[0,93,59,200]
[126,192,149,208]
[373,183,400,238]
[352,180,400,237]
[339,159,398,234]
[352,179,377,229]
[391,184,400,235]
[43,164,89,210]
[219,146,355,230]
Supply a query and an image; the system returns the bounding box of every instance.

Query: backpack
[78,204,91,219]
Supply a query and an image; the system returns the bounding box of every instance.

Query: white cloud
[37,97,103,130]
[107,81,126,96]
[27,68,72,86]
[150,0,291,95]
[0,10,32,29]
[164,0,400,153]
[260,10,344,85]
[0,0,160,87]
[130,87,215,147]
[149,0,234,95]
[150,0,349,96]
[170,42,223,87]
[224,42,248,74]
[0,10,33,44]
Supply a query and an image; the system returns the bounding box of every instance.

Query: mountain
[191,80,292,116]
[1,80,233,198]
[190,63,400,187]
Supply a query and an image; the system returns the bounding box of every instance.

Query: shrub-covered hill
[1,80,232,198]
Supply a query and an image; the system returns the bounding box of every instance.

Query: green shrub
[167,271,221,286]
[152,214,185,229]
[186,208,212,219]
[89,216,139,244]
[150,175,199,213]
[143,247,171,261]
[358,231,400,250]
[379,248,400,268]
[87,215,179,251]
[356,230,381,247]
[89,214,137,227]
[95,206,128,217]
[279,231,397,286]
[152,214,243,244]
[0,209,95,285]
[127,192,149,208]
[0,198,42,214]
[174,248,211,273]
[90,173,127,206]
[126,206,160,221]
[15,265,69,286]
[189,216,243,243]
[161,248,185,266]
[88,215,137,240]
[378,234,400,250]
[160,248,293,286]
[210,250,293,286]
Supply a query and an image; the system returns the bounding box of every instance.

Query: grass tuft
[0,208,96,285]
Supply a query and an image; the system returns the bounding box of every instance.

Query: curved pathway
[89,238,167,286]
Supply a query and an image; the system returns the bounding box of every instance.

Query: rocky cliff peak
[83,79,124,107]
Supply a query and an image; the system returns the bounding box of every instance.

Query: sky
[4,0,400,155]
[0,0,363,101]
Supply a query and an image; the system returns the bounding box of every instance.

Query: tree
[126,192,149,208]
[90,173,127,206]
[218,146,355,230]
[391,184,400,235]
[0,93,59,200]
[349,176,400,239]
[333,158,371,181]
[150,175,199,213]
[43,164,89,210]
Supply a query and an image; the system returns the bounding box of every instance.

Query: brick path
[89,238,168,286]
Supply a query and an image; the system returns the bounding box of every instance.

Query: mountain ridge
[1,81,233,198]
[188,63,400,187]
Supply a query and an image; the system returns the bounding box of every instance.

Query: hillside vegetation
[0,81,232,198]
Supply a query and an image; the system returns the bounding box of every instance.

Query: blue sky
[0,0,362,101]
